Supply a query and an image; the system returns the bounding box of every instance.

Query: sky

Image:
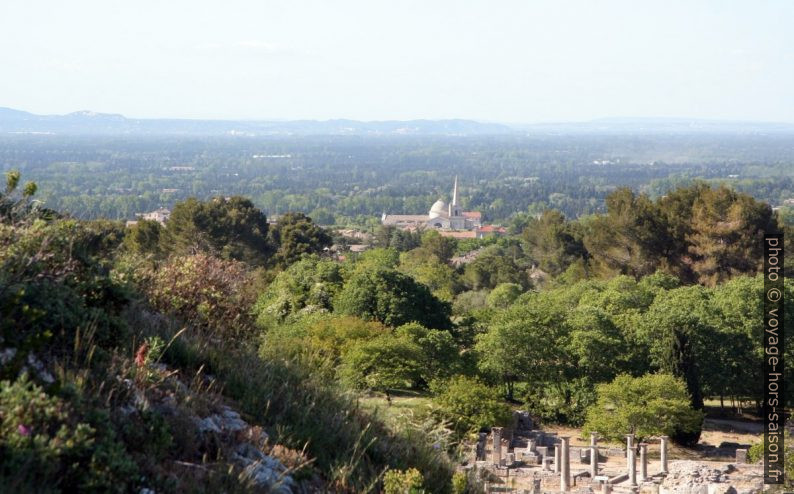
[1,1,793,122]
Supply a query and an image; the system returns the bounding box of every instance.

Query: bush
[431,376,513,436]
[339,336,424,392]
[140,253,257,339]
[383,468,424,494]
[334,268,452,329]
[582,373,703,443]
[0,375,137,492]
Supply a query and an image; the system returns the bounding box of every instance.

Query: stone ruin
[465,411,764,494]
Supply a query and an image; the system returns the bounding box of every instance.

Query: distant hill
[2,107,792,136]
[514,117,794,135]
[0,107,513,136]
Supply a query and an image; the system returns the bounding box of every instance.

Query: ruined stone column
[590,445,598,478]
[639,442,648,481]
[560,436,570,492]
[492,427,503,466]
[628,448,637,486]
[601,482,612,494]
[625,434,634,470]
[659,435,668,474]
[554,444,561,473]
[590,432,598,447]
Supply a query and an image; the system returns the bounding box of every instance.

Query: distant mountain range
[0,107,511,136]
[1,107,793,136]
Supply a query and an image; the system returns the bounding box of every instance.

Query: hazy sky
[1,1,792,122]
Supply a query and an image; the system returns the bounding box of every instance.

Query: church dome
[429,199,448,219]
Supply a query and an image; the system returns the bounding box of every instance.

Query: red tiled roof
[462,211,482,219]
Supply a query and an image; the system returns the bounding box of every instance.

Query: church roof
[429,199,448,219]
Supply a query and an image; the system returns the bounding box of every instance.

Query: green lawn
[358,389,434,424]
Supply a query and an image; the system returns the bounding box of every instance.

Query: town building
[380,177,504,238]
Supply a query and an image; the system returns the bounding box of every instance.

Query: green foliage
[395,323,464,384]
[523,378,596,426]
[687,186,777,286]
[451,471,468,494]
[475,300,565,399]
[253,256,343,328]
[420,230,457,263]
[523,209,587,276]
[383,468,424,494]
[140,253,257,338]
[747,441,763,463]
[340,336,425,391]
[582,373,703,444]
[640,286,715,412]
[462,245,531,290]
[334,268,452,329]
[260,313,386,380]
[399,248,460,301]
[164,196,271,265]
[485,283,522,308]
[1,217,130,354]
[269,212,332,267]
[431,376,513,436]
[124,219,164,256]
[0,375,137,492]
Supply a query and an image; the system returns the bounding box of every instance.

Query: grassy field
[358,390,434,425]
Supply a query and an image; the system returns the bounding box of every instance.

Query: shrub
[140,253,256,339]
[334,268,452,329]
[431,377,512,436]
[0,375,137,492]
[383,467,424,494]
[582,373,704,443]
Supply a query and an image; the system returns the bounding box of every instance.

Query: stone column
[554,444,561,473]
[492,427,503,466]
[590,445,599,477]
[625,434,634,471]
[628,447,637,486]
[528,438,536,454]
[602,482,612,494]
[659,435,669,474]
[590,432,599,447]
[560,436,570,492]
[639,443,648,481]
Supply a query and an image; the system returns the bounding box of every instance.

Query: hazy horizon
[2,1,793,123]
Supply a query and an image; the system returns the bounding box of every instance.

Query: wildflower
[135,342,149,368]
[18,424,31,436]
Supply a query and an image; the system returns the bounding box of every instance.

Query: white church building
[381,177,483,231]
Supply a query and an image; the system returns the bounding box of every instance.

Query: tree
[395,323,463,384]
[123,219,163,256]
[522,209,587,276]
[430,376,512,435]
[163,196,271,265]
[339,336,424,394]
[582,374,703,444]
[269,212,331,268]
[253,256,344,328]
[640,286,716,416]
[475,301,565,400]
[462,246,530,290]
[420,230,457,263]
[583,188,671,278]
[399,248,460,302]
[334,269,452,329]
[687,186,777,286]
[486,283,523,308]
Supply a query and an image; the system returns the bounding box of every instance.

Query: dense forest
[1,134,792,226]
[2,159,792,492]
